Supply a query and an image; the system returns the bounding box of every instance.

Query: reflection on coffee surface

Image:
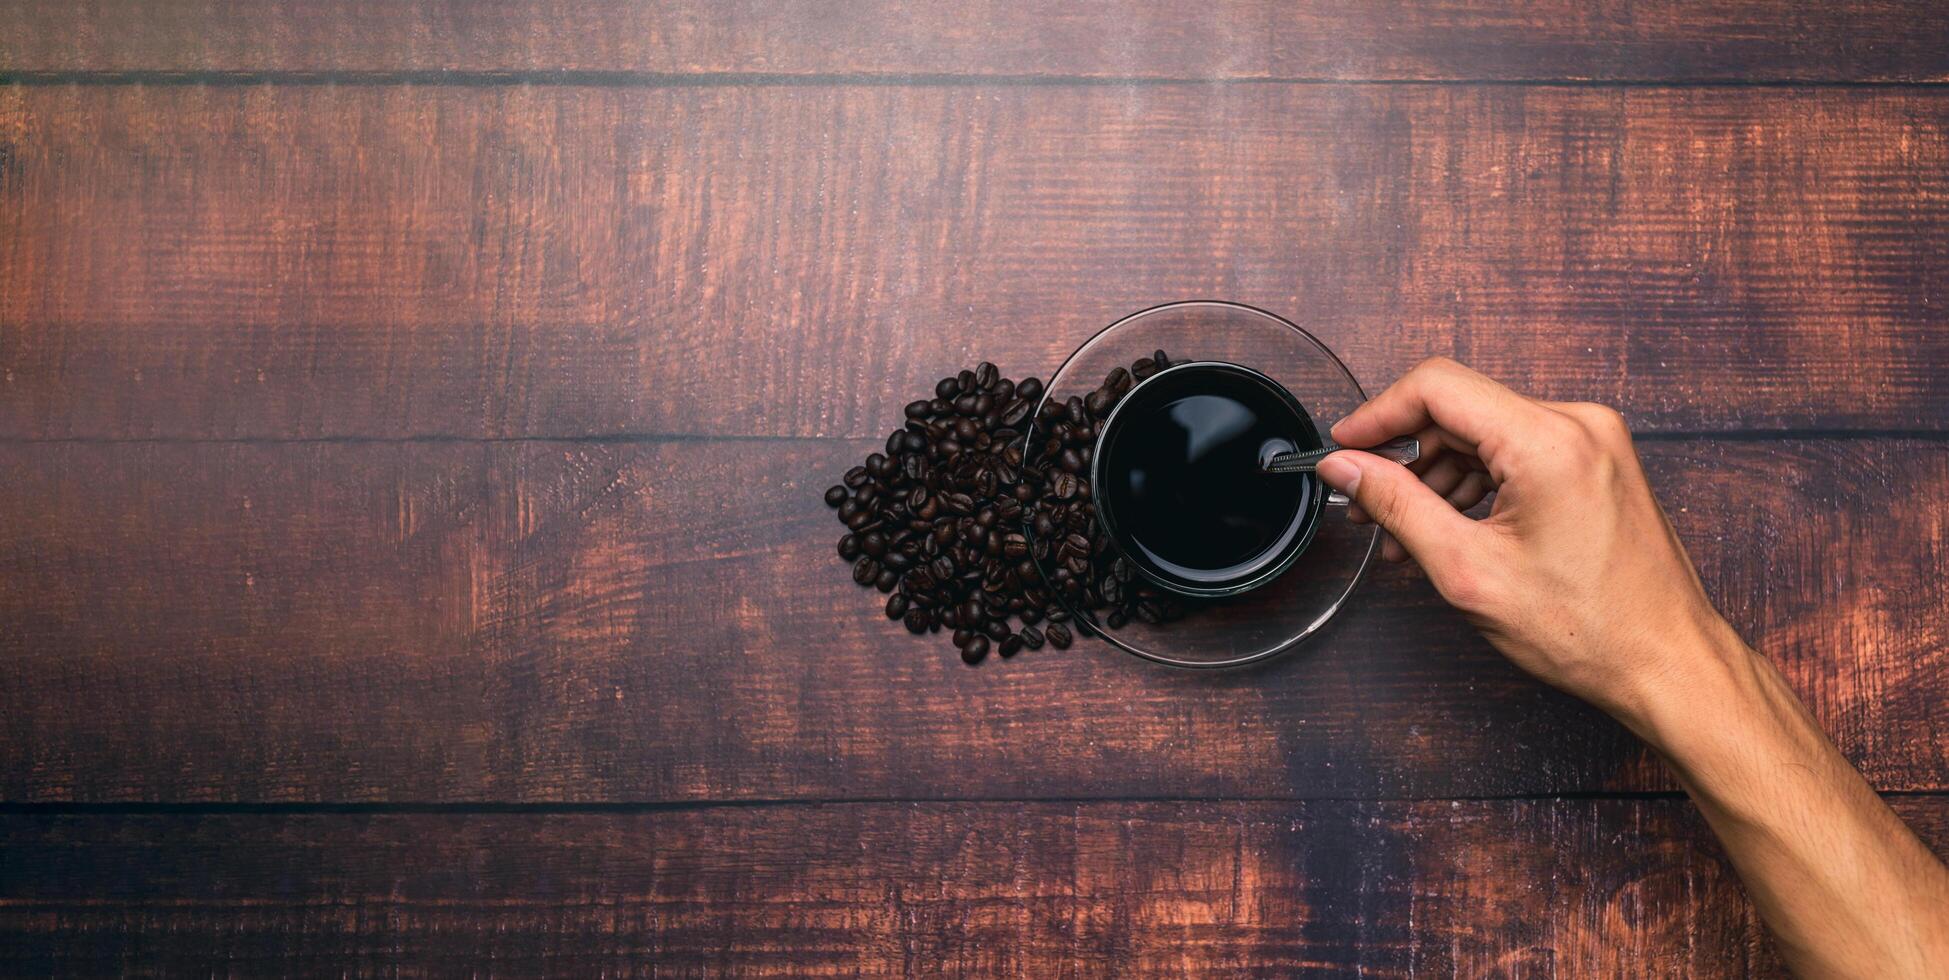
[1098,362,1321,590]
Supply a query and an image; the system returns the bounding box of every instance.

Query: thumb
[1315,450,1477,570]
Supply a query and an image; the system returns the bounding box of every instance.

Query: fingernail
[1315,454,1361,495]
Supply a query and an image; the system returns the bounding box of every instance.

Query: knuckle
[1434,564,1495,614]
[1573,403,1632,443]
[1413,355,1462,379]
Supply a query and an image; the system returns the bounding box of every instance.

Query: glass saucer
[1025,301,1379,669]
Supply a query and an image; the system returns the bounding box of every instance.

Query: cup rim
[1089,360,1327,599]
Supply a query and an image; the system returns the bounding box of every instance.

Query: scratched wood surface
[3,800,1944,976]
[5,0,1948,975]
[2,439,1944,803]
[3,0,1948,81]
[3,86,1948,439]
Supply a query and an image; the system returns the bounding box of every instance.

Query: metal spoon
[1264,437,1421,474]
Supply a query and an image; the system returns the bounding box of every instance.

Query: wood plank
[4,0,1947,82]
[3,85,1947,439]
[3,438,1942,802]
[5,798,1944,975]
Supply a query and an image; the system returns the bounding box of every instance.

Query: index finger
[1330,358,1547,461]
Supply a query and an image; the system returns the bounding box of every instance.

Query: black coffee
[1096,362,1321,592]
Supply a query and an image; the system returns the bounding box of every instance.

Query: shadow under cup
[1092,361,1327,599]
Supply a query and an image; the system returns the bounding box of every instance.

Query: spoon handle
[1265,437,1421,474]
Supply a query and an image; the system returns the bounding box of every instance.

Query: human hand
[1314,358,1742,726]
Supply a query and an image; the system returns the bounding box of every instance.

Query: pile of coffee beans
[826,355,1187,665]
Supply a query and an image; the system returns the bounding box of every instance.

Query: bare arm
[1315,358,1949,978]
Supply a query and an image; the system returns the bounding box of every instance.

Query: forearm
[1626,626,1949,978]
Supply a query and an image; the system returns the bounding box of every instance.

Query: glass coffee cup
[1023,301,1383,668]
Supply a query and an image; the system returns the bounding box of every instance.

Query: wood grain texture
[4,438,1942,803]
[4,84,1948,439]
[6,799,1944,975]
[4,0,1947,81]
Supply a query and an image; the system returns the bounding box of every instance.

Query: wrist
[1623,619,1841,816]
[1609,613,1761,758]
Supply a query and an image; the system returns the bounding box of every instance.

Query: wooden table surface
[4,2,1947,975]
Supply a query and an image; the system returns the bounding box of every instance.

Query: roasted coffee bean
[1102,577,1123,604]
[852,557,879,585]
[832,355,1178,664]
[1045,623,1073,649]
[961,637,990,664]
[999,635,1024,658]
[1152,349,1170,368]
[1107,609,1129,628]
[1131,357,1158,380]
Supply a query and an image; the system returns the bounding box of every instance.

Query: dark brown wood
[4,438,1942,802]
[4,0,1947,81]
[4,798,1943,975]
[4,85,1947,439]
